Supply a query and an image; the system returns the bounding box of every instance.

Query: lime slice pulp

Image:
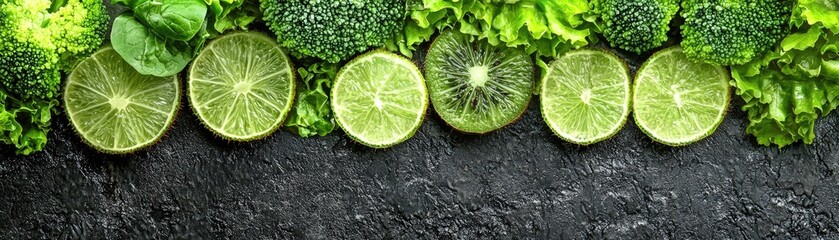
[541,49,631,145]
[633,46,730,146]
[65,47,181,154]
[331,51,428,148]
[188,32,296,141]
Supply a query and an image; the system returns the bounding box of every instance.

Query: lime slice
[65,47,180,154]
[633,46,730,146]
[331,51,428,148]
[188,32,295,141]
[540,49,631,145]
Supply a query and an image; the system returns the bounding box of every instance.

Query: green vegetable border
[1,0,838,155]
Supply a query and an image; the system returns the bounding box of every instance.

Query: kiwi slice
[425,30,534,133]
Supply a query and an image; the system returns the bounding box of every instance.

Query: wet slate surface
[3,3,839,239]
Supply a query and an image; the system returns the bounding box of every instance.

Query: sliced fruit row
[64,31,730,154]
[325,35,731,147]
[65,32,299,154]
[541,46,730,146]
[330,30,536,148]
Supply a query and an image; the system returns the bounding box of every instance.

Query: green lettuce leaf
[732,62,839,147]
[0,89,57,155]
[387,0,598,80]
[283,62,338,138]
[730,0,839,147]
[205,0,260,34]
[792,0,839,33]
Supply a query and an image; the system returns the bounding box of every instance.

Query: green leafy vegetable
[207,0,261,34]
[130,0,208,41]
[284,62,338,138]
[112,0,259,77]
[730,0,839,147]
[387,0,599,76]
[111,14,195,77]
[0,90,56,155]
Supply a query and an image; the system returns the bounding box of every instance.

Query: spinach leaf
[111,14,193,77]
[132,0,208,41]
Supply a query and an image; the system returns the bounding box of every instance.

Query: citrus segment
[331,51,428,148]
[541,49,631,145]
[65,47,180,154]
[633,46,730,146]
[188,32,295,141]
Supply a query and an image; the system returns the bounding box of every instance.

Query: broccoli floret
[0,0,107,155]
[260,0,406,63]
[48,0,110,71]
[680,0,793,65]
[0,0,108,100]
[0,37,61,101]
[593,0,679,54]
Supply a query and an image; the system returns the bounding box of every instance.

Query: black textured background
[3,2,839,239]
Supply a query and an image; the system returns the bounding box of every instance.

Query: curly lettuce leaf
[792,0,839,33]
[732,62,839,147]
[205,0,260,34]
[387,0,598,78]
[730,0,839,147]
[0,89,56,155]
[283,62,338,138]
[386,0,474,57]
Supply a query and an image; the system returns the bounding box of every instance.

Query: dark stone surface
[3,79,839,238]
[3,2,839,239]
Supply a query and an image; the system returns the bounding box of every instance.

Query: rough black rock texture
[3,3,839,239]
[3,72,839,238]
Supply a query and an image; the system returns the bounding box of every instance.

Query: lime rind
[65,47,181,154]
[331,50,428,148]
[425,30,534,134]
[188,31,296,141]
[632,46,731,146]
[540,49,631,145]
